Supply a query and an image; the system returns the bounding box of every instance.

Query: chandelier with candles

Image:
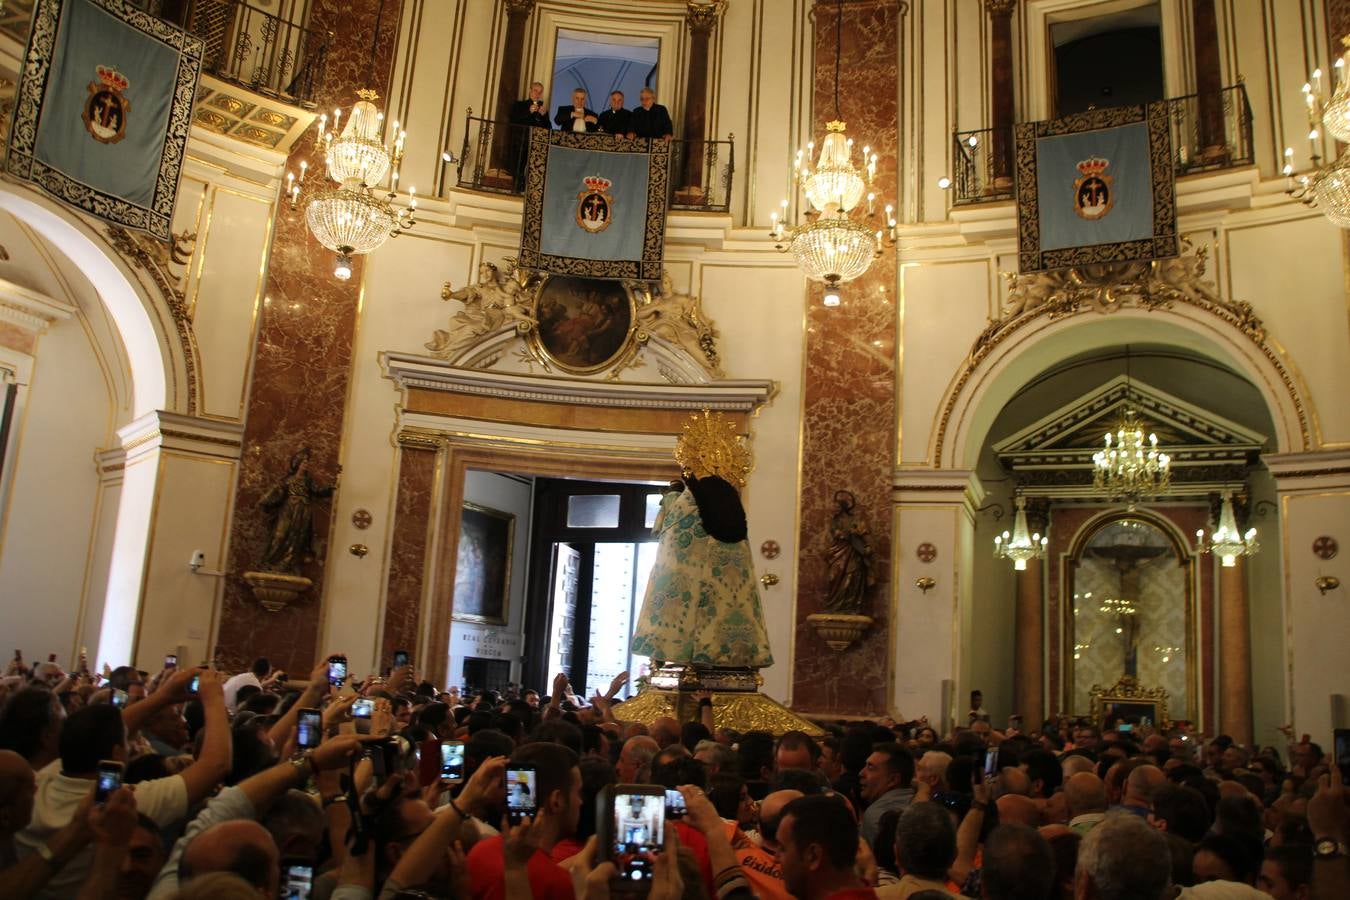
[994,496,1048,571]
[1284,37,1350,227]
[287,89,416,280]
[769,0,894,306]
[1194,490,1259,567]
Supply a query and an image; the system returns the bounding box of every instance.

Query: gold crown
[673,410,752,487]
[825,120,847,133]
[356,88,380,101]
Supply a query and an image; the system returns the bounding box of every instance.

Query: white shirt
[17,761,188,899]
[222,671,261,710]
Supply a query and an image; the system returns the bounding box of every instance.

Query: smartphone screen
[296,709,322,750]
[983,748,999,779]
[393,650,410,669]
[1335,728,1350,783]
[506,766,537,823]
[440,740,465,782]
[281,861,314,900]
[351,698,374,719]
[1117,723,1134,733]
[95,761,123,805]
[187,674,200,695]
[111,689,128,708]
[612,790,665,882]
[164,654,177,669]
[665,788,686,819]
[328,656,348,686]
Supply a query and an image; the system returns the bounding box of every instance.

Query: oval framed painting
[529,275,637,375]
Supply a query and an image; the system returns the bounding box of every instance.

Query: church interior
[1,0,1348,752]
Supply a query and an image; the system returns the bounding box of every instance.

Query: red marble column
[379,443,438,667]
[1191,0,1227,160]
[986,0,1015,186]
[1218,558,1253,745]
[792,0,901,716]
[214,0,402,674]
[679,2,720,194]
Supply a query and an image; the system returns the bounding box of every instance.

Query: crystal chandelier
[287,89,416,280]
[1098,596,1137,616]
[1195,490,1259,567]
[1283,41,1350,227]
[1092,409,1172,509]
[769,0,893,306]
[994,496,1047,571]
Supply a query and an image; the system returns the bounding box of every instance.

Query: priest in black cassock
[597,91,631,136]
[628,87,674,141]
[508,81,551,188]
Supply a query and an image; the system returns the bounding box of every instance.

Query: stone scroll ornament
[426,262,722,382]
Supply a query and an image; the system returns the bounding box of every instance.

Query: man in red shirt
[777,794,878,900]
[467,743,581,900]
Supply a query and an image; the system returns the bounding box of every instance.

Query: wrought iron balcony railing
[0,0,328,109]
[455,114,736,214]
[950,83,1255,206]
[171,0,329,108]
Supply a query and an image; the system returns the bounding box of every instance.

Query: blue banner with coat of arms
[517,129,670,281]
[5,0,204,241]
[1015,102,1177,272]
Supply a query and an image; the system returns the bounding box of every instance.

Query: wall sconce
[915,576,936,594]
[349,543,369,558]
[1316,575,1340,594]
[759,573,780,588]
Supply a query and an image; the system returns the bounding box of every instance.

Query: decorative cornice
[383,352,775,413]
[0,277,74,334]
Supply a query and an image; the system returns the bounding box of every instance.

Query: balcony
[1,0,328,109]
[949,83,1254,206]
[454,114,736,214]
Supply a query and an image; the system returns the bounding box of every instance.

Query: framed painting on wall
[452,502,515,625]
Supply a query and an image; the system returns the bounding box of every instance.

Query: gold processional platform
[617,663,825,737]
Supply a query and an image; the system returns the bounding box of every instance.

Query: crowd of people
[0,652,1346,900]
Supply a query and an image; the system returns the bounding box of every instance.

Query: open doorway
[447,470,667,700]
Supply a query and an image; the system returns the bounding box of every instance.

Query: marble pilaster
[215,0,403,673]
[379,444,438,667]
[792,0,902,715]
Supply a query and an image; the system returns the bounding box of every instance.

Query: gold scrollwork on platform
[1088,674,1170,730]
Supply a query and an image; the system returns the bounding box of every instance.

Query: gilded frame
[1014,100,1177,272]
[527,274,639,375]
[1089,675,1171,731]
[451,502,515,626]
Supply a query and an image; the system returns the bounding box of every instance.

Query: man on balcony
[508,81,551,189]
[598,91,631,137]
[627,87,673,141]
[555,88,599,133]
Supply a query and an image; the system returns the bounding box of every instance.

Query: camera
[599,785,665,883]
[506,765,537,825]
[327,655,347,687]
[440,740,465,783]
[95,760,123,805]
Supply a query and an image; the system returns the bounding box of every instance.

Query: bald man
[1118,764,1165,817]
[649,717,681,749]
[0,750,106,900]
[616,736,659,783]
[1062,754,1096,780]
[994,766,1031,798]
[1065,772,1109,835]
[756,789,804,855]
[996,794,1042,829]
[178,820,279,896]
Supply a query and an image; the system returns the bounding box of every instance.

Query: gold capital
[504,0,535,16]
[686,0,726,31]
[984,0,1016,15]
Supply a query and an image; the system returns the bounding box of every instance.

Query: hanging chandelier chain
[834,0,843,122]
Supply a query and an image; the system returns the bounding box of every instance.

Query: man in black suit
[555,88,599,133]
[597,91,630,136]
[507,81,550,188]
[627,87,673,141]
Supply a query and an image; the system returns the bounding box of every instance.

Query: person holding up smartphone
[463,744,582,899]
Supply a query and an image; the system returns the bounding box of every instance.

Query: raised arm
[389,756,507,889]
[177,669,231,805]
